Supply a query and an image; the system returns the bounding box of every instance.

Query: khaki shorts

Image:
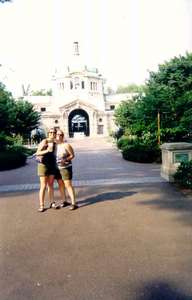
[59,166,73,181]
[37,163,62,179]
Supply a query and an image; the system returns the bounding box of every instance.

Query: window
[97,125,104,134]
[55,120,58,124]
[90,82,97,91]
[59,82,64,89]
[41,107,46,112]
[110,105,115,110]
[74,77,80,89]
[70,81,73,89]
[99,118,102,122]
[81,81,85,89]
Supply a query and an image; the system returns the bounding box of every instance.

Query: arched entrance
[68,109,90,137]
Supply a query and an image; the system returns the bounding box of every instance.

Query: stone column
[160,142,192,181]
[62,111,69,137]
[89,111,95,136]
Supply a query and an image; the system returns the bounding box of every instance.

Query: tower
[73,41,80,56]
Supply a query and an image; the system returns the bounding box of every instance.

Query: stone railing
[160,142,192,182]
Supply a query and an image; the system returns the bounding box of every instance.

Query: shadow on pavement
[0,190,36,199]
[137,196,192,227]
[79,191,137,208]
[136,281,191,300]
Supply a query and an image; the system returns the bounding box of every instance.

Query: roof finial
[73,41,80,56]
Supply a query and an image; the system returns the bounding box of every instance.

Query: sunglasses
[56,133,63,136]
[49,131,56,134]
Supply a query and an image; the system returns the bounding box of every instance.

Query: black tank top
[41,142,56,166]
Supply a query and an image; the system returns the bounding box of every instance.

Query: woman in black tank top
[35,128,62,212]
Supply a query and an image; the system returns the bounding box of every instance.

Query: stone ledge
[161,142,192,150]
[0,177,165,193]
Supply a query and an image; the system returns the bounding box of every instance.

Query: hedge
[0,147,27,170]
[122,144,161,163]
[174,160,192,189]
[117,136,161,163]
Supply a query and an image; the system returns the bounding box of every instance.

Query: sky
[0,0,192,96]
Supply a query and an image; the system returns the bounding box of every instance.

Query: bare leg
[47,175,55,206]
[57,178,67,203]
[64,180,76,206]
[39,176,48,211]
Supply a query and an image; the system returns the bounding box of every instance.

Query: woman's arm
[35,139,49,156]
[64,143,75,161]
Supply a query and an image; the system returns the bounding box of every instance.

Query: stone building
[28,42,133,138]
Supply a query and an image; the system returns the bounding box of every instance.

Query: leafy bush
[8,144,36,157]
[22,147,37,156]
[0,132,14,151]
[117,135,161,163]
[0,147,27,170]
[122,143,161,163]
[117,136,132,149]
[173,160,192,189]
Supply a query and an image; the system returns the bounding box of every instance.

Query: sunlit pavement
[0,137,164,190]
[0,137,192,300]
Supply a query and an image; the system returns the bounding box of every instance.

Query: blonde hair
[48,127,57,134]
[56,130,64,136]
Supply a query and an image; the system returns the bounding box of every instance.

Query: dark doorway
[68,109,90,137]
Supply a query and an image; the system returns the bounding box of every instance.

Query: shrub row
[0,132,14,151]
[117,135,161,163]
[0,147,27,171]
[174,160,192,189]
[122,144,161,163]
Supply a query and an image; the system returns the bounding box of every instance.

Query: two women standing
[35,128,78,212]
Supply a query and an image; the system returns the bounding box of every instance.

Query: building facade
[28,43,133,138]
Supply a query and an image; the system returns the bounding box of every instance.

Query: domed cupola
[68,42,86,74]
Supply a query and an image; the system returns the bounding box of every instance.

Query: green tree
[116,84,145,94]
[138,53,192,141]
[47,89,52,96]
[106,86,115,95]
[31,89,52,96]
[114,99,136,133]
[0,82,16,133]
[0,82,40,139]
[13,99,40,136]
[115,53,192,143]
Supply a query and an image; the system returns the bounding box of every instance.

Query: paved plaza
[0,137,192,300]
[0,137,164,192]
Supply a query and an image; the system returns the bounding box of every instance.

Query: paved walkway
[0,137,164,192]
[1,183,192,300]
[1,137,192,300]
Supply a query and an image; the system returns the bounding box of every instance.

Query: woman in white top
[55,130,78,210]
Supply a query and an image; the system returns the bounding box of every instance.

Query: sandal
[50,202,59,209]
[69,204,78,211]
[38,207,45,212]
[60,201,70,208]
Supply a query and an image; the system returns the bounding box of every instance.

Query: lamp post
[157,110,161,145]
